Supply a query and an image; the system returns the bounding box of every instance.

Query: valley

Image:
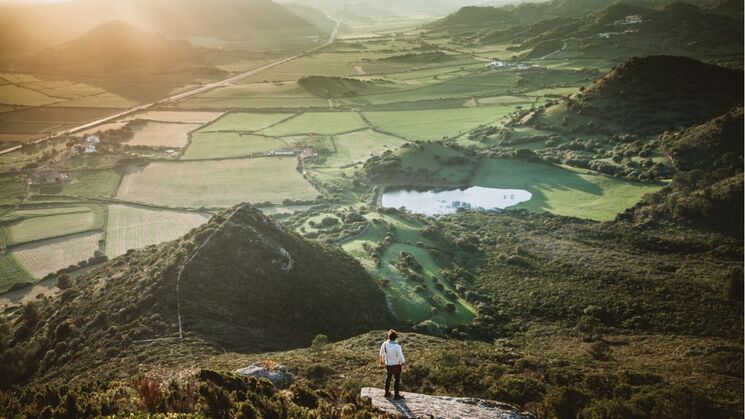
[0,0,742,417]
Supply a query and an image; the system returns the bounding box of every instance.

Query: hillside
[425,0,691,34]
[0,204,391,386]
[18,21,207,74]
[525,56,743,136]
[624,106,744,228]
[0,0,327,57]
[509,2,743,61]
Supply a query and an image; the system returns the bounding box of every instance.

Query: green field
[31,170,121,199]
[324,130,407,167]
[0,176,27,204]
[199,112,295,132]
[117,158,318,208]
[0,253,33,292]
[105,204,209,258]
[0,85,59,106]
[2,205,104,245]
[181,133,287,160]
[472,158,662,221]
[260,112,367,136]
[342,213,476,326]
[12,231,102,279]
[364,106,513,141]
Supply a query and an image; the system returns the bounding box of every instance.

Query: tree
[310,334,328,351]
[56,274,72,290]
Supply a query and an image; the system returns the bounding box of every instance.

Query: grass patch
[124,122,201,148]
[472,158,662,221]
[0,253,33,293]
[261,112,367,136]
[199,112,295,132]
[2,205,104,245]
[364,106,512,141]
[0,85,59,106]
[181,133,286,160]
[116,158,318,208]
[31,170,121,199]
[323,130,406,167]
[0,176,27,204]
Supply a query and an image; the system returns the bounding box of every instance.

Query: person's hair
[387,329,397,341]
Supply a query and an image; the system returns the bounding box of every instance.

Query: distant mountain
[0,0,329,57]
[526,55,743,136]
[425,0,730,34]
[17,21,208,74]
[507,2,743,61]
[0,205,390,384]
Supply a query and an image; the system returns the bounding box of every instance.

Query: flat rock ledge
[360,387,535,419]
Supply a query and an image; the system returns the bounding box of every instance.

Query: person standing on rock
[379,329,406,400]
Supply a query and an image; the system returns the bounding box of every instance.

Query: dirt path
[0,278,57,311]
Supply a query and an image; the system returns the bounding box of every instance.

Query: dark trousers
[385,364,402,396]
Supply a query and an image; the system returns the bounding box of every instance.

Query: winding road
[30,20,341,146]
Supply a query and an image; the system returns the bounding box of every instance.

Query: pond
[381,186,532,216]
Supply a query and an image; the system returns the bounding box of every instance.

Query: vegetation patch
[12,231,102,279]
[181,132,287,160]
[123,121,201,148]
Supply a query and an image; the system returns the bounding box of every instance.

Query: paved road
[31,20,341,145]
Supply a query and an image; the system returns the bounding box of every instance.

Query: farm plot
[12,231,102,279]
[364,106,513,141]
[105,204,209,258]
[324,130,406,167]
[2,205,103,245]
[117,158,318,208]
[50,93,139,108]
[177,82,329,110]
[199,112,295,132]
[124,122,201,148]
[0,85,59,106]
[121,111,224,124]
[0,254,32,293]
[0,176,27,205]
[31,169,121,199]
[181,133,286,160]
[261,112,367,136]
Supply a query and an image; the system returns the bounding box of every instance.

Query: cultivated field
[0,254,32,292]
[181,133,286,160]
[117,158,318,207]
[124,122,202,148]
[261,112,367,136]
[0,85,60,106]
[364,106,513,140]
[324,130,406,167]
[12,231,102,279]
[3,205,103,245]
[31,169,121,198]
[0,176,27,205]
[122,111,224,124]
[199,112,295,132]
[105,204,210,258]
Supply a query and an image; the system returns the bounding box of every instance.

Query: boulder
[360,387,534,419]
[236,361,294,389]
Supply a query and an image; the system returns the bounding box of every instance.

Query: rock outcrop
[236,362,294,389]
[360,387,534,419]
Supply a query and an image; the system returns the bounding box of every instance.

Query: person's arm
[379,343,386,366]
[398,345,406,368]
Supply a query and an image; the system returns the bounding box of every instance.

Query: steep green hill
[526,56,743,136]
[0,205,391,387]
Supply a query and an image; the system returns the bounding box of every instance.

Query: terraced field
[105,205,209,258]
[12,231,102,279]
[117,158,318,207]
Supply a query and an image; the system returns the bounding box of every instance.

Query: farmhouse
[28,168,69,185]
[300,147,317,160]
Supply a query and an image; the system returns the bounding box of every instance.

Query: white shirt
[379,340,405,366]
